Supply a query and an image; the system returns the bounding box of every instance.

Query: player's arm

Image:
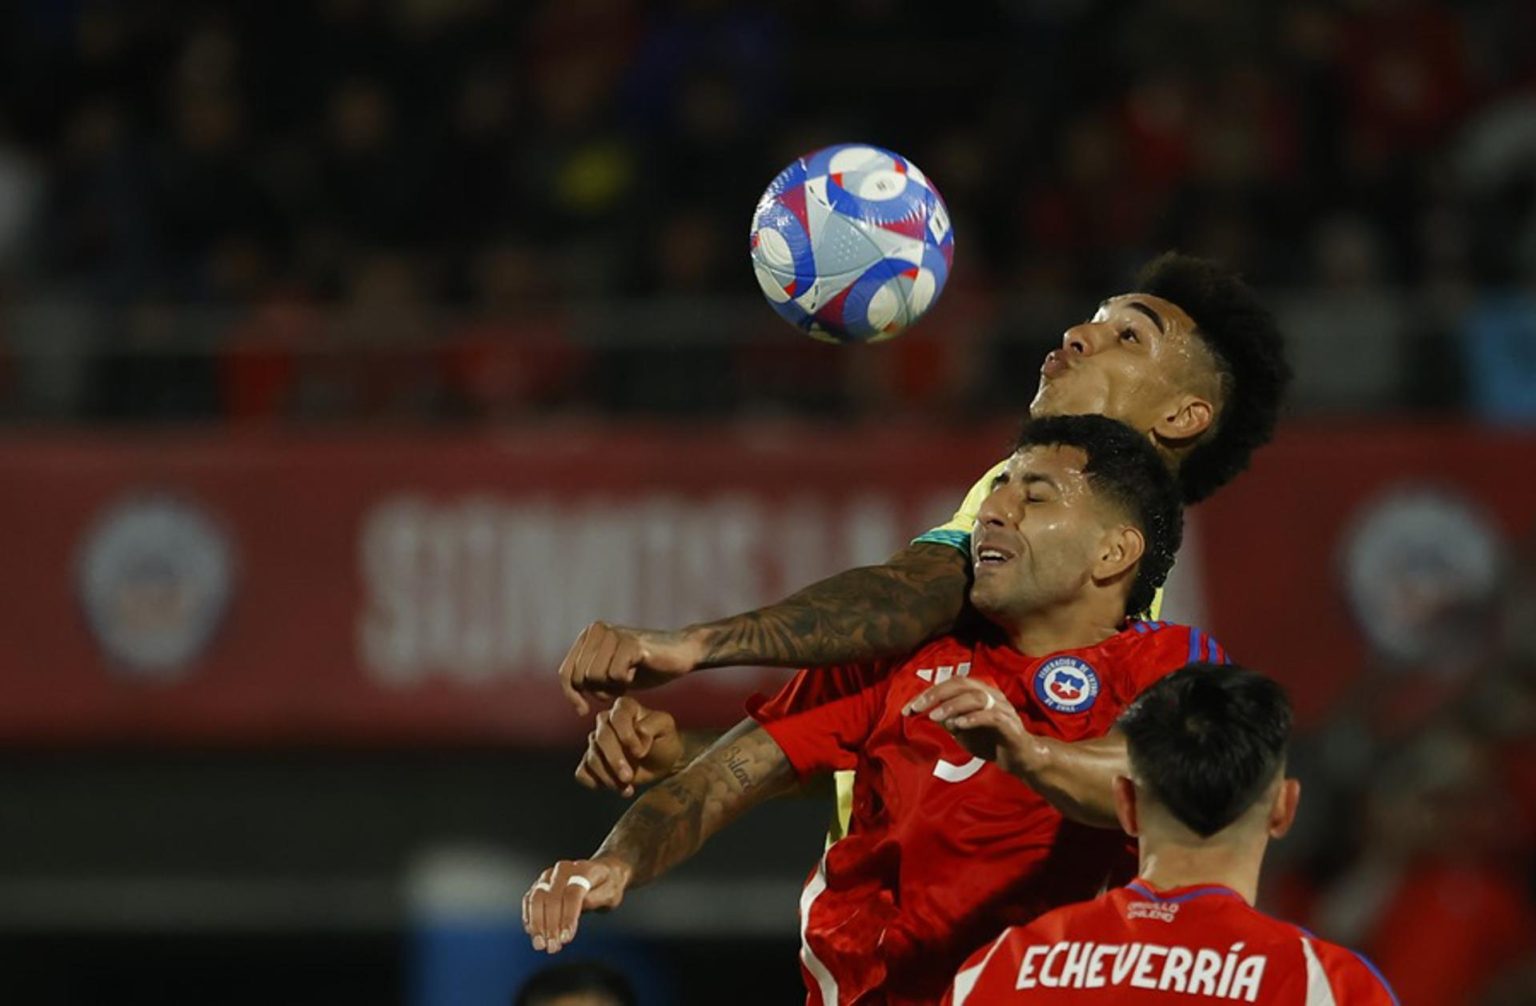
[905,678,1126,829]
[574,697,832,800]
[523,718,798,953]
[558,540,969,713]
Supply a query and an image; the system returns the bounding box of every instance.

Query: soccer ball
[749,143,954,344]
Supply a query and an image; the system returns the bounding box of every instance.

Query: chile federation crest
[1033,656,1100,714]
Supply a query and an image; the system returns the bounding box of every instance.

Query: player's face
[1030,294,1211,439]
[969,445,1109,624]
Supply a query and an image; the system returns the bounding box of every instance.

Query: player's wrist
[672,624,717,669]
[1002,731,1054,783]
[588,851,635,890]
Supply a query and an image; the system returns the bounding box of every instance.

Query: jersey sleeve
[911,460,1008,555]
[755,673,891,780]
[746,662,889,722]
[1311,939,1401,1005]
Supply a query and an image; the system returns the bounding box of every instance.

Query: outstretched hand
[903,677,1042,777]
[521,857,632,954]
[574,697,684,798]
[558,622,705,715]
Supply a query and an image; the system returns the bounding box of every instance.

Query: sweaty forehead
[1010,443,1090,484]
[1100,293,1197,336]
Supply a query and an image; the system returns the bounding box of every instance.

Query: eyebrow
[1125,300,1166,334]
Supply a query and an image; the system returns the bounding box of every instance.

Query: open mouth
[974,545,1016,568]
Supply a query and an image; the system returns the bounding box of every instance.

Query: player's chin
[967,579,1006,618]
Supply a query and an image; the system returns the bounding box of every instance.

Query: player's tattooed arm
[690,541,970,667]
[557,542,970,713]
[524,718,798,953]
[595,717,798,886]
[906,678,1126,829]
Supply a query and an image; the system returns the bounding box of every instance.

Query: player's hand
[574,697,685,798]
[558,621,705,715]
[521,857,632,954]
[903,677,1043,777]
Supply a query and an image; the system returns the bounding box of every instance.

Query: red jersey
[942,881,1399,1005]
[750,621,1225,1005]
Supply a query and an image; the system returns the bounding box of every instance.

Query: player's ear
[1113,776,1140,837]
[1268,778,1301,839]
[1095,525,1144,584]
[1153,395,1213,445]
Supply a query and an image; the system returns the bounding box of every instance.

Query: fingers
[606,698,652,762]
[525,862,594,954]
[904,679,1005,722]
[558,623,650,714]
[591,719,638,796]
[902,677,978,715]
[558,624,598,716]
[574,731,627,794]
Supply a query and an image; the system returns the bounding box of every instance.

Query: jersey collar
[1126,879,1248,905]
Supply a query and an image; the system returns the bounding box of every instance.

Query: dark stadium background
[0,1,1533,1004]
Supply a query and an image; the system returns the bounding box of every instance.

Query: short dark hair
[1135,253,1291,504]
[1118,663,1292,838]
[515,961,637,1006]
[1014,414,1182,618]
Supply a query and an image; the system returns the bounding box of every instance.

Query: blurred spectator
[442,243,585,419]
[1311,727,1536,1006]
[514,960,636,1006]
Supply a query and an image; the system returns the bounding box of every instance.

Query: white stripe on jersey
[950,932,1009,1006]
[800,855,840,1006]
[1302,937,1338,1006]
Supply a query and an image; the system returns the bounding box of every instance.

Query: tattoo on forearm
[690,544,970,667]
[596,722,794,887]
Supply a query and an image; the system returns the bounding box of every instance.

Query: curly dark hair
[1015,414,1183,619]
[1135,253,1292,503]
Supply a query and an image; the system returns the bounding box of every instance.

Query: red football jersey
[751,621,1224,1005]
[942,881,1399,1005]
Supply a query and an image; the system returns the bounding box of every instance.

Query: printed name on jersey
[1033,657,1100,714]
[1014,940,1266,1000]
[916,662,971,684]
[1127,900,1181,924]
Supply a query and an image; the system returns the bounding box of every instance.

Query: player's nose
[976,485,1018,527]
[1061,322,1101,357]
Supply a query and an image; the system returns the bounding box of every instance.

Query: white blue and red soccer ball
[749,143,954,343]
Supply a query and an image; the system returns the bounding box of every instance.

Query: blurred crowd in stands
[0,0,1533,422]
[1274,505,1536,1002]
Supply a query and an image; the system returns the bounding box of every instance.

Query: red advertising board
[0,422,1530,745]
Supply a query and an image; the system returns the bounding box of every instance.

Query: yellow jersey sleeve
[910,460,1009,555]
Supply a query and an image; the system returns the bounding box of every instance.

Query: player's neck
[1002,599,1122,656]
[1136,838,1264,905]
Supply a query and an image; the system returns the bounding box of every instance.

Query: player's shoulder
[1106,619,1233,667]
[1229,909,1400,1005]
[1302,932,1401,1004]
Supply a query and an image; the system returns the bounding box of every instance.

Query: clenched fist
[574,697,685,798]
[558,621,705,715]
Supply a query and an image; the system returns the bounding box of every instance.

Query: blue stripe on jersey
[1188,629,1203,665]
[1206,634,1219,663]
[912,528,970,554]
[1127,882,1242,905]
[1133,621,1149,634]
[1349,950,1402,1005]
